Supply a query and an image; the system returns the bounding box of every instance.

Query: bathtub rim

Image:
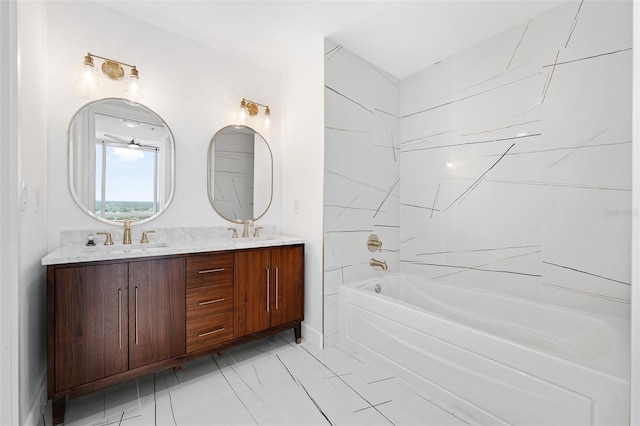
[340,272,630,381]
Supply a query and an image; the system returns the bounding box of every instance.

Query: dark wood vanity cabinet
[128,258,186,369]
[53,263,129,391]
[185,252,235,353]
[234,245,304,342]
[47,244,304,425]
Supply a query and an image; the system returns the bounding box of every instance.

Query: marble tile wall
[324,1,632,345]
[400,0,632,318]
[323,39,401,344]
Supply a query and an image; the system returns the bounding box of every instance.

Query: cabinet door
[270,245,304,327]
[54,263,128,391]
[129,258,186,369]
[234,249,271,337]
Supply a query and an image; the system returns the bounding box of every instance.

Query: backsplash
[60,225,279,246]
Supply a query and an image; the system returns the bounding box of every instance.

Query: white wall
[323,39,401,345]
[281,38,326,347]
[0,2,20,425]
[17,1,49,424]
[631,0,639,422]
[400,0,632,318]
[46,1,282,250]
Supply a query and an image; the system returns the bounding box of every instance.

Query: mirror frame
[67,97,176,225]
[207,124,273,223]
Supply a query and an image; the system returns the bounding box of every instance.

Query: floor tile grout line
[367,376,395,385]
[218,351,269,406]
[353,399,393,413]
[161,374,178,426]
[211,355,260,425]
[301,346,396,425]
[275,354,334,425]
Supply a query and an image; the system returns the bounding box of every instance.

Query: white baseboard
[23,375,46,426]
[302,322,323,349]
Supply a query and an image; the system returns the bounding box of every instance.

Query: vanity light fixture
[77,52,143,101]
[240,98,271,127]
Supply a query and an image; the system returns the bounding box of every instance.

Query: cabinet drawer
[186,313,234,353]
[186,285,233,321]
[186,253,234,288]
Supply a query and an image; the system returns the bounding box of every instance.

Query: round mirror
[68,98,175,224]
[208,125,273,223]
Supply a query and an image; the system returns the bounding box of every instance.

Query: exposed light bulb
[239,100,247,123]
[264,106,270,127]
[123,67,143,102]
[75,55,101,96]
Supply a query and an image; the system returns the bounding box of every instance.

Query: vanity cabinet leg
[217,350,226,356]
[52,396,66,426]
[294,324,302,344]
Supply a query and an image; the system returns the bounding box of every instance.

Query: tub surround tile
[43,334,472,426]
[397,0,631,312]
[324,38,401,341]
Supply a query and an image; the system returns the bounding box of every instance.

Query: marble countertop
[42,231,304,266]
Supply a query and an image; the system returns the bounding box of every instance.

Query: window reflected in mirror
[69,98,175,224]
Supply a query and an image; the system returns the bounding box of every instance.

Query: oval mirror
[208,125,273,223]
[68,98,175,224]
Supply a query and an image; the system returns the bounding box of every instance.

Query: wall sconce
[239,98,271,127]
[76,52,143,101]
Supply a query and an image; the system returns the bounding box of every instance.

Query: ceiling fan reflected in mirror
[103,133,151,149]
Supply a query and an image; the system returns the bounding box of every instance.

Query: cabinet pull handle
[198,298,224,306]
[266,268,270,312]
[199,327,225,337]
[275,267,279,310]
[198,268,225,274]
[135,286,139,345]
[118,289,122,349]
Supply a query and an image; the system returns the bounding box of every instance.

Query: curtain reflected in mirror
[69,98,175,224]
[208,125,272,223]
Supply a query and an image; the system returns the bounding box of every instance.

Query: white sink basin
[83,242,169,253]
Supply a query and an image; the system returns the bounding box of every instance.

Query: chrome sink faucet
[123,220,132,244]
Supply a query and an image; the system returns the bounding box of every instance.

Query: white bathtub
[339,273,630,425]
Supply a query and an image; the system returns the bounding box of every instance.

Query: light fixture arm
[84,52,140,81]
[87,52,136,70]
[242,98,270,110]
[240,98,271,126]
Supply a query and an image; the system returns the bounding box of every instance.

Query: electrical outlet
[293,200,300,214]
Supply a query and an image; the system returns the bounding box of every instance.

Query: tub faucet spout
[370,258,388,271]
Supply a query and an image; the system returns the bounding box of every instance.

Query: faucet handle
[140,230,155,244]
[227,227,238,238]
[253,227,263,237]
[96,232,114,245]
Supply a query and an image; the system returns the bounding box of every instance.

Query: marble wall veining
[324,0,632,345]
[323,39,401,345]
[400,0,632,318]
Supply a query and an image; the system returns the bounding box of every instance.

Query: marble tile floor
[40,333,473,426]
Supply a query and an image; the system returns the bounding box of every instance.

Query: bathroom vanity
[43,237,304,425]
